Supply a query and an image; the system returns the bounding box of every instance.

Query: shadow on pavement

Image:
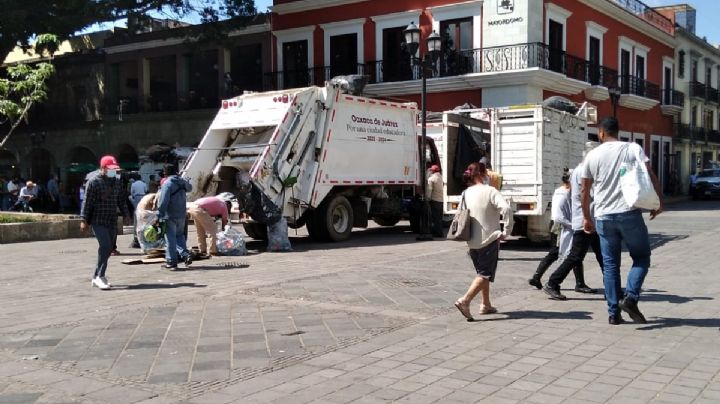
[636,317,720,331]
[470,310,593,322]
[648,233,689,250]
[245,225,427,252]
[114,283,207,290]
[183,264,249,270]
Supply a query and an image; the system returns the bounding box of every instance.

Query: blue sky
[78,0,719,45]
[645,0,720,44]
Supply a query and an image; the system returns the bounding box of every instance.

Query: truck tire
[243,222,268,240]
[373,216,401,227]
[317,194,354,242]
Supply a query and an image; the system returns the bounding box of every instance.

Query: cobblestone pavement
[0,200,718,403]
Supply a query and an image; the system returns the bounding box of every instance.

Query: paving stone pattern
[0,200,718,403]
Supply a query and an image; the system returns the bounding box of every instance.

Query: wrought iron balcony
[619,75,660,101]
[587,65,619,88]
[709,130,720,143]
[611,0,674,35]
[661,89,684,107]
[264,64,367,90]
[707,87,719,104]
[675,123,707,142]
[690,81,707,99]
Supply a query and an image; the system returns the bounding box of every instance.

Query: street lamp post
[609,87,621,118]
[403,22,441,241]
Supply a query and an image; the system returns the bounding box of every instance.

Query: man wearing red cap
[426,164,444,238]
[80,155,131,290]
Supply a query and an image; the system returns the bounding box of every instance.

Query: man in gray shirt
[542,143,603,300]
[581,117,663,325]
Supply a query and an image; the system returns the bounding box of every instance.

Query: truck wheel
[243,222,268,240]
[318,195,354,242]
[373,216,401,227]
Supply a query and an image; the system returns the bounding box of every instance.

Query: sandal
[480,306,498,315]
[454,299,474,320]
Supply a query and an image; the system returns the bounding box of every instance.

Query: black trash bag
[543,96,578,114]
[330,75,368,96]
[453,124,486,179]
[235,172,282,225]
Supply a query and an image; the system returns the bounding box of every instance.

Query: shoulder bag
[447,191,471,241]
[620,143,660,210]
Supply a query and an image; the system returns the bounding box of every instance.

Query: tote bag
[620,143,660,210]
[447,192,471,241]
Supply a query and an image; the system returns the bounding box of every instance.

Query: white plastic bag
[136,209,165,252]
[620,144,660,210]
[216,225,247,256]
[267,218,292,252]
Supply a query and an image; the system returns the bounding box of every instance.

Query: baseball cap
[100,155,120,170]
[430,164,440,173]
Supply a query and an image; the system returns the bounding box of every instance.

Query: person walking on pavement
[47,174,60,213]
[156,165,193,270]
[581,117,663,325]
[128,176,148,248]
[426,165,444,238]
[530,172,593,293]
[187,193,233,256]
[542,143,604,300]
[454,162,513,321]
[80,155,131,290]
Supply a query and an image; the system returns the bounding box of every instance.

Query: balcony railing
[611,0,674,35]
[690,81,706,99]
[264,43,658,104]
[707,87,719,104]
[675,124,705,142]
[709,130,720,143]
[619,75,660,101]
[264,64,369,90]
[662,89,684,107]
[678,125,720,144]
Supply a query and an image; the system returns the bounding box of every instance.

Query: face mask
[106,169,117,178]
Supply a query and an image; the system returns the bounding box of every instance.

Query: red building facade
[270,0,679,187]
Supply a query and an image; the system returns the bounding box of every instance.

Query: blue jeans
[92,224,117,278]
[596,209,651,317]
[164,216,190,265]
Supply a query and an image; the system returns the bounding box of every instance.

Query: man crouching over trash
[187,192,235,256]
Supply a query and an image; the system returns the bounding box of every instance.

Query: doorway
[329,33,358,78]
[382,27,413,82]
[282,40,309,89]
[548,20,564,73]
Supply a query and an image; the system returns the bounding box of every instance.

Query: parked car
[692,169,720,199]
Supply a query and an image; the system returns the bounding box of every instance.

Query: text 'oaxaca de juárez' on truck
[180,80,442,242]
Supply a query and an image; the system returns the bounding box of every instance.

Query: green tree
[0,0,258,66]
[0,34,58,148]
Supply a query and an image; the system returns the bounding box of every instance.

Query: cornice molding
[272,0,368,15]
[577,0,675,48]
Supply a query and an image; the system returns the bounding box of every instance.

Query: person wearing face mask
[80,155,132,290]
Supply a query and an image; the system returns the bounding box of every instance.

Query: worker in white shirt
[426,164,444,238]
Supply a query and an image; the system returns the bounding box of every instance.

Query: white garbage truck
[438,104,594,242]
[181,81,440,242]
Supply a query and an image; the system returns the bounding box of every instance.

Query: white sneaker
[100,276,111,287]
[92,277,111,290]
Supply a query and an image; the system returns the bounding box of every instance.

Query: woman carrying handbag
[453,162,513,321]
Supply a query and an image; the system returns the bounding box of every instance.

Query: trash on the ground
[267,217,292,252]
[215,224,248,256]
[136,209,165,252]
